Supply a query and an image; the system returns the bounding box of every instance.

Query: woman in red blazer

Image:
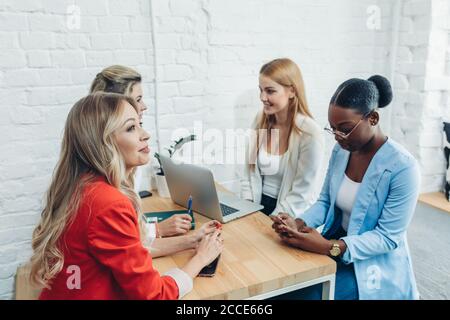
[29,93,223,299]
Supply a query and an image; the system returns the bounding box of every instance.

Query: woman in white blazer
[241,58,324,216]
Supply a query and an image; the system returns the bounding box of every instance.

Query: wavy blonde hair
[29,92,147,289]
[250,58,313,169]
[90,65,142,96]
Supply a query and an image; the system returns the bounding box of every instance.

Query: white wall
[0,0,156,299]
[390,0,450,192]
[152,0,394,190]
[0,0,442,299]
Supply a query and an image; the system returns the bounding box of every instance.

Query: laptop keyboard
[220,203,239,216]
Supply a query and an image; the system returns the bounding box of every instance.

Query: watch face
[330,246,340,257]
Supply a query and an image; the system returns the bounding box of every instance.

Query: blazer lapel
[346,141,391,235]
[323,141,392,236]
[323,148,349,233]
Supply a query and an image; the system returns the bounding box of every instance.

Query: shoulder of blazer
[381,139,419,173]
[294,114,322,136]
[332,139,418,174]
[83,179,133,212]
[294,114,324,149]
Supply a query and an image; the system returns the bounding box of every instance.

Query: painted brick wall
[152,0,394,191]
[0,0,156,299]
[390,0,450,193]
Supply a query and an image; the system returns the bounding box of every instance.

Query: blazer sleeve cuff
[339,236,353,264]
[142,222,157,249]
[164,268,193,299]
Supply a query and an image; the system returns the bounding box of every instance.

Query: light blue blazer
[299,139,420,300]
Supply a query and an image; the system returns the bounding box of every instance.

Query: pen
[187,195,192,215]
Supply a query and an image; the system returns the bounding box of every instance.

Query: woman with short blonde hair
[90,65,141,97]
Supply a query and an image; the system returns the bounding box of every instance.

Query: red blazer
[39,177,179,300]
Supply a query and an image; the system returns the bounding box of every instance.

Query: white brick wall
[390,0,450,192]
[0,0,156,299]
[1,0,445,299]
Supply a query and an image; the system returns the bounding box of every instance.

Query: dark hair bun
[368,75,393,108]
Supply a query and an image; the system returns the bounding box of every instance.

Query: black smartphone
[139,191,152,198]
[198,255,221,277]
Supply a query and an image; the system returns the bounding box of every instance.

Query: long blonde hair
[250,58,313,169]
[29,93,146,289]
[90,65,142,96]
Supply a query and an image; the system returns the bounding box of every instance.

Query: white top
[335,174,361,232]
[164,268,193,299]
[258,146,288,199]
[241,112,325,217]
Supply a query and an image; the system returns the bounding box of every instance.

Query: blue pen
[187,195,193,215]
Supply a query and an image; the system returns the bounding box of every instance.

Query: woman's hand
[157,214,192,237]
[195,229,224,266]
[271,213,306,235]
[270,213,296,233]
[191,220,221,248]
[278,224,331,256]
[182,228,224,279]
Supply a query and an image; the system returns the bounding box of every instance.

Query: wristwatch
[329,240,341,257]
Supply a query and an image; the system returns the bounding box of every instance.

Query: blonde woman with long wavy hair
[30,93,223,299]
[241,58,324,217]
[90,65,197,245]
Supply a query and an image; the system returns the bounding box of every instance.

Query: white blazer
[240,112,325,217]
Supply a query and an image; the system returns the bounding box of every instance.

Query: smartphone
[198,255,221,277]
[139,191,152,198]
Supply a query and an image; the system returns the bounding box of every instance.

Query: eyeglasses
[324,112,371,140]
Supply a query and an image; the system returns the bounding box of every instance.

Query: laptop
[159,154,264,223]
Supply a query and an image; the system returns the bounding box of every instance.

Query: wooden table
[143,191,337,300]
